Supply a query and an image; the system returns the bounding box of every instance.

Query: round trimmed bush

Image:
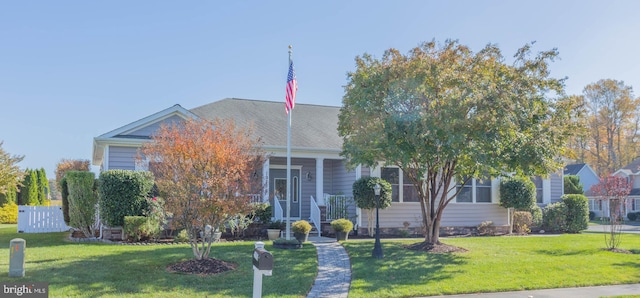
[331,218,353,232]
[292,220,312,234]
[562,194,589,233]
[628,212,639,221]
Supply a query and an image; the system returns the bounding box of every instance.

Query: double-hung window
[380,167,420,203]
[456,177,492,203]
[531,176,543,204]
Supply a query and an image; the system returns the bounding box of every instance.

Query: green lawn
[0,224,316,297]
[345,234,640,298]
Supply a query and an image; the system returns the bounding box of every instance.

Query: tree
[36,168,49,205]
[66,171,98,238]
[55,159,90,225]
[590,175,632,250]
[563,175,584,195]
[569,80,640,175]
[499,176,536,234]
[339,40,580,246]
[141,118,264,260]
[19,170,39,205]
[0,185,17,206]
[0,141,24,196]
[352,177,392,236]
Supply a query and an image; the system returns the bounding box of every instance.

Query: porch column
[316,158,324,205]
[262,158,270,203]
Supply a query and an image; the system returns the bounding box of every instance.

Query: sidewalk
[420,283,640,298]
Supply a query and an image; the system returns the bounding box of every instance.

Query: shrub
[352,177,393,209]
[252,203,272,225]
[628,212,639,221]
[513,211,532,234]
[174,229,189,242]
[543,202,568,232]
[292,220,312,234]
[331,218,353,232]
[589,211,596,221]
[98,170,155,227]
[530,205,543,228]
[0,201,18,224]
[564,175,584,195]
[124,216,161,242]
[60,177,70,225]
[562,194,589,233]
[499,176,536,210]
[477,221,495,236]
[66,171,98,238]
[268,220,285,230]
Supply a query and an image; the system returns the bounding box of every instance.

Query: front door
[269,168,301,218]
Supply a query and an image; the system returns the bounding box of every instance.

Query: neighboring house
[92,98,564,235]
[564,163,600,194]
[589,158,640,219]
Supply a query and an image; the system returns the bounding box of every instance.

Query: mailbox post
[252,241,273,298]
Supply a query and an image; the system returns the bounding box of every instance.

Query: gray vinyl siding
[360,203,509,228]
[121,115,184,137]
[270,157,316,220]
[108,146,138,170]
[550,172,564,203]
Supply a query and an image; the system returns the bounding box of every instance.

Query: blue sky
[2,1,640,178]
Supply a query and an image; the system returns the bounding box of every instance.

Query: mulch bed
[166,258,238,275]
[405,242,468,253]
[605,248,634,254]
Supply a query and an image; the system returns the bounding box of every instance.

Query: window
[475,178,492,203]
[293,176,299,203]
[380,167,419,202]
[456,177,493,203]
[456,178,473,203]
[531,177,543,204]
[381,167,399,202]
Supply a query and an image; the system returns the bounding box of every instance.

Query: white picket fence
[17,205,71,233]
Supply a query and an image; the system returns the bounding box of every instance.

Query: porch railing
[248,194,263,204]
[310,196,321,236]
[273,198,284,221]
[325,194,353,221]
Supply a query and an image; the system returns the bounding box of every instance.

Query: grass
[0,224,317,297]
[345,234,640,298]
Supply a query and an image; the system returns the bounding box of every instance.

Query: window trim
[379,166,420,203]
[455,177,495,204]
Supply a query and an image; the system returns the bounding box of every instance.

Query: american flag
[285,61,297,114]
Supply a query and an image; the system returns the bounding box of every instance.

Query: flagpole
[285,45,293,240]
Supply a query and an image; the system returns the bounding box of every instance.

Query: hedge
[542,202,568,232]
[98,170,155,227]
[66,171,98,237]
[562,194,589,233]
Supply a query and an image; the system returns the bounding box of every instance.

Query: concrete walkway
[420,283,640,298]
[307,236,351,298]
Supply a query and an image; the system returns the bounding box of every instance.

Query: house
[589,158,640,219]
[564,163,600,194]
[92,98,565,236]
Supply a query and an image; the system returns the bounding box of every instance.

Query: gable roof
[621,157,640,173]
[92,104,197,165]
[564,163,586,176]
[190,98,342,150]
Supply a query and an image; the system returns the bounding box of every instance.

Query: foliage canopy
[338,40,580,244]
[141,118,264,260]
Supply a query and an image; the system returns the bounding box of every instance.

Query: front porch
[258,155,361,236]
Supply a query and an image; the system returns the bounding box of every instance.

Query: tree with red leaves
[590,175,632,250]
[141,118,264,260]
